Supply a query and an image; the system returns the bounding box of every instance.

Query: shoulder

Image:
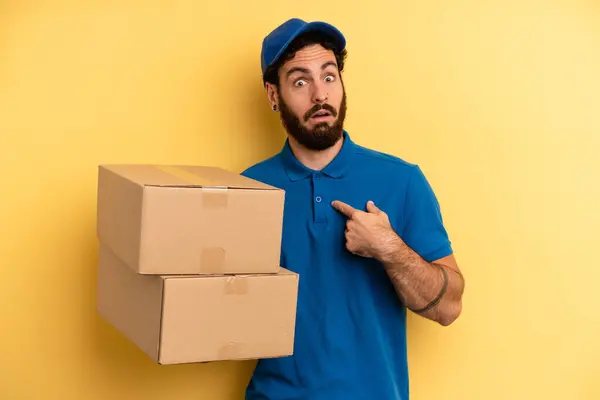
[240,153,284,181]
[351,142,438,202]
[353,142,422,177]
[350,144,452,260]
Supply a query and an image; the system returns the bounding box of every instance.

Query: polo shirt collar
[281,130,356,181]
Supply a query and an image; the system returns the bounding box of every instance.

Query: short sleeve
[401,165,453,262]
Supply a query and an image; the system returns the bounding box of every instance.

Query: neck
[288,135,344,171]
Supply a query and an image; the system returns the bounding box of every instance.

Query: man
[241,18,465,400]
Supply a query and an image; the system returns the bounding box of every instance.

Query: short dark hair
[263,30,348,87]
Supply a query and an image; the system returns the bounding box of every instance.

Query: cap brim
[267,21,346,76]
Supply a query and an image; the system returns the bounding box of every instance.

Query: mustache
[303,103,338,122]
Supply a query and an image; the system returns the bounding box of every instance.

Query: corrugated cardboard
[96,164,285,275]
[96,244,299,364]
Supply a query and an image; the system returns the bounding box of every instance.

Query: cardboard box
[96,244,299,364]
[96,164,285,275]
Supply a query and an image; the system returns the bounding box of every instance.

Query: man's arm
[331,199,465,326]
[376,234,464,326]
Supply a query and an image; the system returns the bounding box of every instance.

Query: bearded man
[241,18,465,400]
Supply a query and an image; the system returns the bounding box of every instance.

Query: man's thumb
[366,200,381,214]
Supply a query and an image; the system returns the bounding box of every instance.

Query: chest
[283,172,405,229]
[277,173,405,273]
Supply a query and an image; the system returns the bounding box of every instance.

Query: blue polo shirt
[241,131,452,400]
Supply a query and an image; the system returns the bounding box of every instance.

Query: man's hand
[332,200,464,326]
[331,200,401,260]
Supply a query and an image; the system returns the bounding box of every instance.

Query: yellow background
[1,1,599,399]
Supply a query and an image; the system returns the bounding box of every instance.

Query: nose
[311,81,328,104]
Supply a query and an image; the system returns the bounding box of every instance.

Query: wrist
[374,230,405,264]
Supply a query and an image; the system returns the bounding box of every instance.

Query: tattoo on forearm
[410,263,448,313]
[381,240,464,323]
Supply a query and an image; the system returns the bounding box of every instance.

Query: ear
[266,82,279,111]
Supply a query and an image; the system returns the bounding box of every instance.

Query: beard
[278,90,347,151]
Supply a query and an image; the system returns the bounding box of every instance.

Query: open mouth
[311,111,332,119]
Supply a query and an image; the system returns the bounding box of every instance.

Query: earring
[272,104,277,111]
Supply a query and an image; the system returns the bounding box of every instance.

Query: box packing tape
[218,342,245,359]
[224,275,249,295]
[218,279,249,359]
[200,247,226,274]
[154,165,228,209]
[155,166,229,273]
[201,189,228,208]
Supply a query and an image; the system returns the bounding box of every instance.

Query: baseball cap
[260,18,346,82]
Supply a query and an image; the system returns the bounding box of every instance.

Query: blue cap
[261,18,346,81]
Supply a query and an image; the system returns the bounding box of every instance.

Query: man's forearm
[377,234,464,326]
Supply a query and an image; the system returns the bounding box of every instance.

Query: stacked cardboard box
[95,164,299,365]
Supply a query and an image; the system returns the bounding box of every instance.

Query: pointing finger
[331,200,357,218]
[366,200,381,214]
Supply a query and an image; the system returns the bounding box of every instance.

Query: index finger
[331,200,357,218]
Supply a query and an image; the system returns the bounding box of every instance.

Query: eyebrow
[286,61,338,78]
[286,67,310,78]
[321,61,337,70]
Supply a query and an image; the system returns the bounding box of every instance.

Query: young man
[241,18,465,400]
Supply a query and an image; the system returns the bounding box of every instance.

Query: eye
[324,75,335,83]
[294,79,307,87]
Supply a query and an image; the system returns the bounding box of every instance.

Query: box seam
[157,277,166,363]
[138,186,147,272]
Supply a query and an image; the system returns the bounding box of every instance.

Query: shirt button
[315,196,322,203]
